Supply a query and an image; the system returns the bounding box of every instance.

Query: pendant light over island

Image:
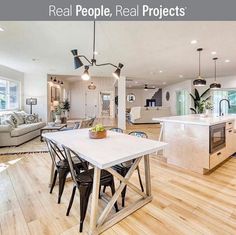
[193,48,206,86]
[210,57,221,89]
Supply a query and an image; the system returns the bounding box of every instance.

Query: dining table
[43,128,167,235]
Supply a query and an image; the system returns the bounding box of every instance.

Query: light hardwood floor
[1,123,236,235]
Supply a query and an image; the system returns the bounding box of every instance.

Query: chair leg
[50,170,58,194]
[66,185,76,216]
[121,185,127,207]
[120,167,129,207]
[110,180,119,212]
[99,184,102,199]
[136,166,144,192]
[58,169,69,204]
[79,184,93,232]
[103,185,107,193]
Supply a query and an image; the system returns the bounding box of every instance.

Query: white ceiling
[0,21,236,86]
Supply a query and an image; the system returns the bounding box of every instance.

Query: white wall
[69,77,115,119]
[126,88,143,108]
[24,73,48,121]
[194,75,236,95]
[162,80,192,115]
[163,75,236,116]
[126,88,160,108]
[0,64,24,110]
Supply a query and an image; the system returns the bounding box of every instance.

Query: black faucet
[219,99,231,116]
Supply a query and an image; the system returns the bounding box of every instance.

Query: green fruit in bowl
[91,124,105,132]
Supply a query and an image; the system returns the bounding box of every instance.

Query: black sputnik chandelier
[71,21,124,81]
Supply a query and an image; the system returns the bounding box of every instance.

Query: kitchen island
[154,114,236,174]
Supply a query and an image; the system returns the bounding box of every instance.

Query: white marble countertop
[153,114,236,126]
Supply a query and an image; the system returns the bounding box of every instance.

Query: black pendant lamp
[71,21,124,79]
[193,48,206,86]
[112,63,124,79]
[210,57,221,89]
[71,49,84,69]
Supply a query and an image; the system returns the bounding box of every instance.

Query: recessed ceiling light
[225,59,230,63]
[162,82,167,85]
[159,70,163,73]
[211,51,217,55]
[190,40,198,44]
[0,27,4,32]
[93,51,98,55]
[135,81,138,84]
[179,75,183,78]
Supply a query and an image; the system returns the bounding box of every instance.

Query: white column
[118,76,126,130]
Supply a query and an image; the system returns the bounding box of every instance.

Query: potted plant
[54,104,62,124]
[62,99,70,118]
[205,101,214,116]
[190,88,211,114]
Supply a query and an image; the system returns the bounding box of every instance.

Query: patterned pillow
[1,115,18,128]
[24,114,39,124]
[13,111,27,125]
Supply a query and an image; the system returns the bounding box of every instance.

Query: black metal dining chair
[104,128,145,207]
[109,127,124,133]
[46,139,84,204]
[63,145,118,232]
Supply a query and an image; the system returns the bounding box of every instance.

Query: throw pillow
[11,115,18,127]
[13,111,27,125]
[1,115,17,128]
[24,114,39,124]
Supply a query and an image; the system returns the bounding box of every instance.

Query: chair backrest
[73,121,81,129]
[109,127,123,133]
[128,131,148,139]
[62,145,89,185]
[45,139,66,166]
[79,119,93,129]
[88,117,96,127]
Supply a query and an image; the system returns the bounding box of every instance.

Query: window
[228,90,236,114]
[176,90,189,115]
[0,78,20,111]
[212,89,236,114]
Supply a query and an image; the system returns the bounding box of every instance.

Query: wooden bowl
[89,130,107,139]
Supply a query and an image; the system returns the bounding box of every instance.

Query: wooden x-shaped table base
[88,155,152,235]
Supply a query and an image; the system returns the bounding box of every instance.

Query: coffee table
[40,124,67,142]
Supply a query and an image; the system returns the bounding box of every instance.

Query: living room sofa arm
[0,124,13,133]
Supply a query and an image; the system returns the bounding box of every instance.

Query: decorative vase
[205,109,212,116]
[65,110,69,118]
[55,114,61,124]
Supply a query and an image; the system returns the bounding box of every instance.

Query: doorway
[100,92,111,117]
[99,91,115,118]
[85,91,98,118]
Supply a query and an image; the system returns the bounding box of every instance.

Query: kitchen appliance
[209,123,226,154]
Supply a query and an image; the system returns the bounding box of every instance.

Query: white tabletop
[43,129,167,169]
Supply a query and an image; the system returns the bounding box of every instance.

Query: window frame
[0,76,21,111]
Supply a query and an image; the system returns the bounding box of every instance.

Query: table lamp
[26,98,37,114]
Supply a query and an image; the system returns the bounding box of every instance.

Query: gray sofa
[0,111,46,147]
